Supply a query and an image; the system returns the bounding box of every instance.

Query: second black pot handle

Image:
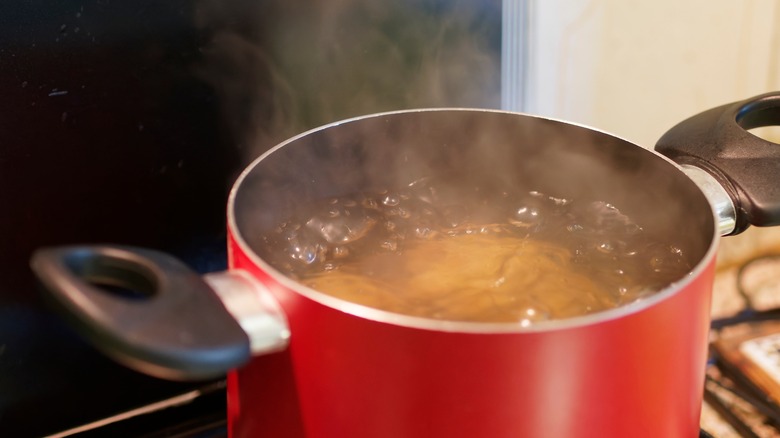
[656,92,780,235]
[31,245,254,380]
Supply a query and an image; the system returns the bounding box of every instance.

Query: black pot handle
[30,245,251,380]
[656,92,780,235]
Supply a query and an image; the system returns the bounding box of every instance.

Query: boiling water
[259,178,692,324]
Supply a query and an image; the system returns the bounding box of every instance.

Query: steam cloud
[194,0,502,162]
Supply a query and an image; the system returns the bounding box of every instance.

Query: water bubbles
[361,196,379,210]
[508,194,550,231]
[261,176,692,323]
[515,205,539,220]
[381,239,398,251]
[280,223,300,238]
[580,201,642,236]
[414,225,435,239]
[387,207,410,218]
[305,207,378,244]
[290,243,323,265]
[645,243,688,274]
[547,195,570,207]
[382,193,400,207]
[622,248,640,258]
[595,241,615,254]
[332,246,350,259]
[481,225,504,234]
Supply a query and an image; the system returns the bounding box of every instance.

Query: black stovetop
[0,1,238,435]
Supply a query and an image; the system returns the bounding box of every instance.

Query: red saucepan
[32,92,780,437]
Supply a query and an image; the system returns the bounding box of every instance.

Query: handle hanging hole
[84,276,155,300]
[62,251,158,300]
[746,126,780,145]
[736,97,780,142]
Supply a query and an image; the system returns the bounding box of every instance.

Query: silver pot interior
[232,109,715,286]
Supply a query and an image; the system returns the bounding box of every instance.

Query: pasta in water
[259,178,691,324]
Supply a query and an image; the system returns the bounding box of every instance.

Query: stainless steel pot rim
[227,108,721,334]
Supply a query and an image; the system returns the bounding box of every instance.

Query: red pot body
[226,228,715,438]
[220,109,719,438]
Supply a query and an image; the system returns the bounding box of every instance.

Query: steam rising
[194,0,501,161]
[196,1,720,321]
